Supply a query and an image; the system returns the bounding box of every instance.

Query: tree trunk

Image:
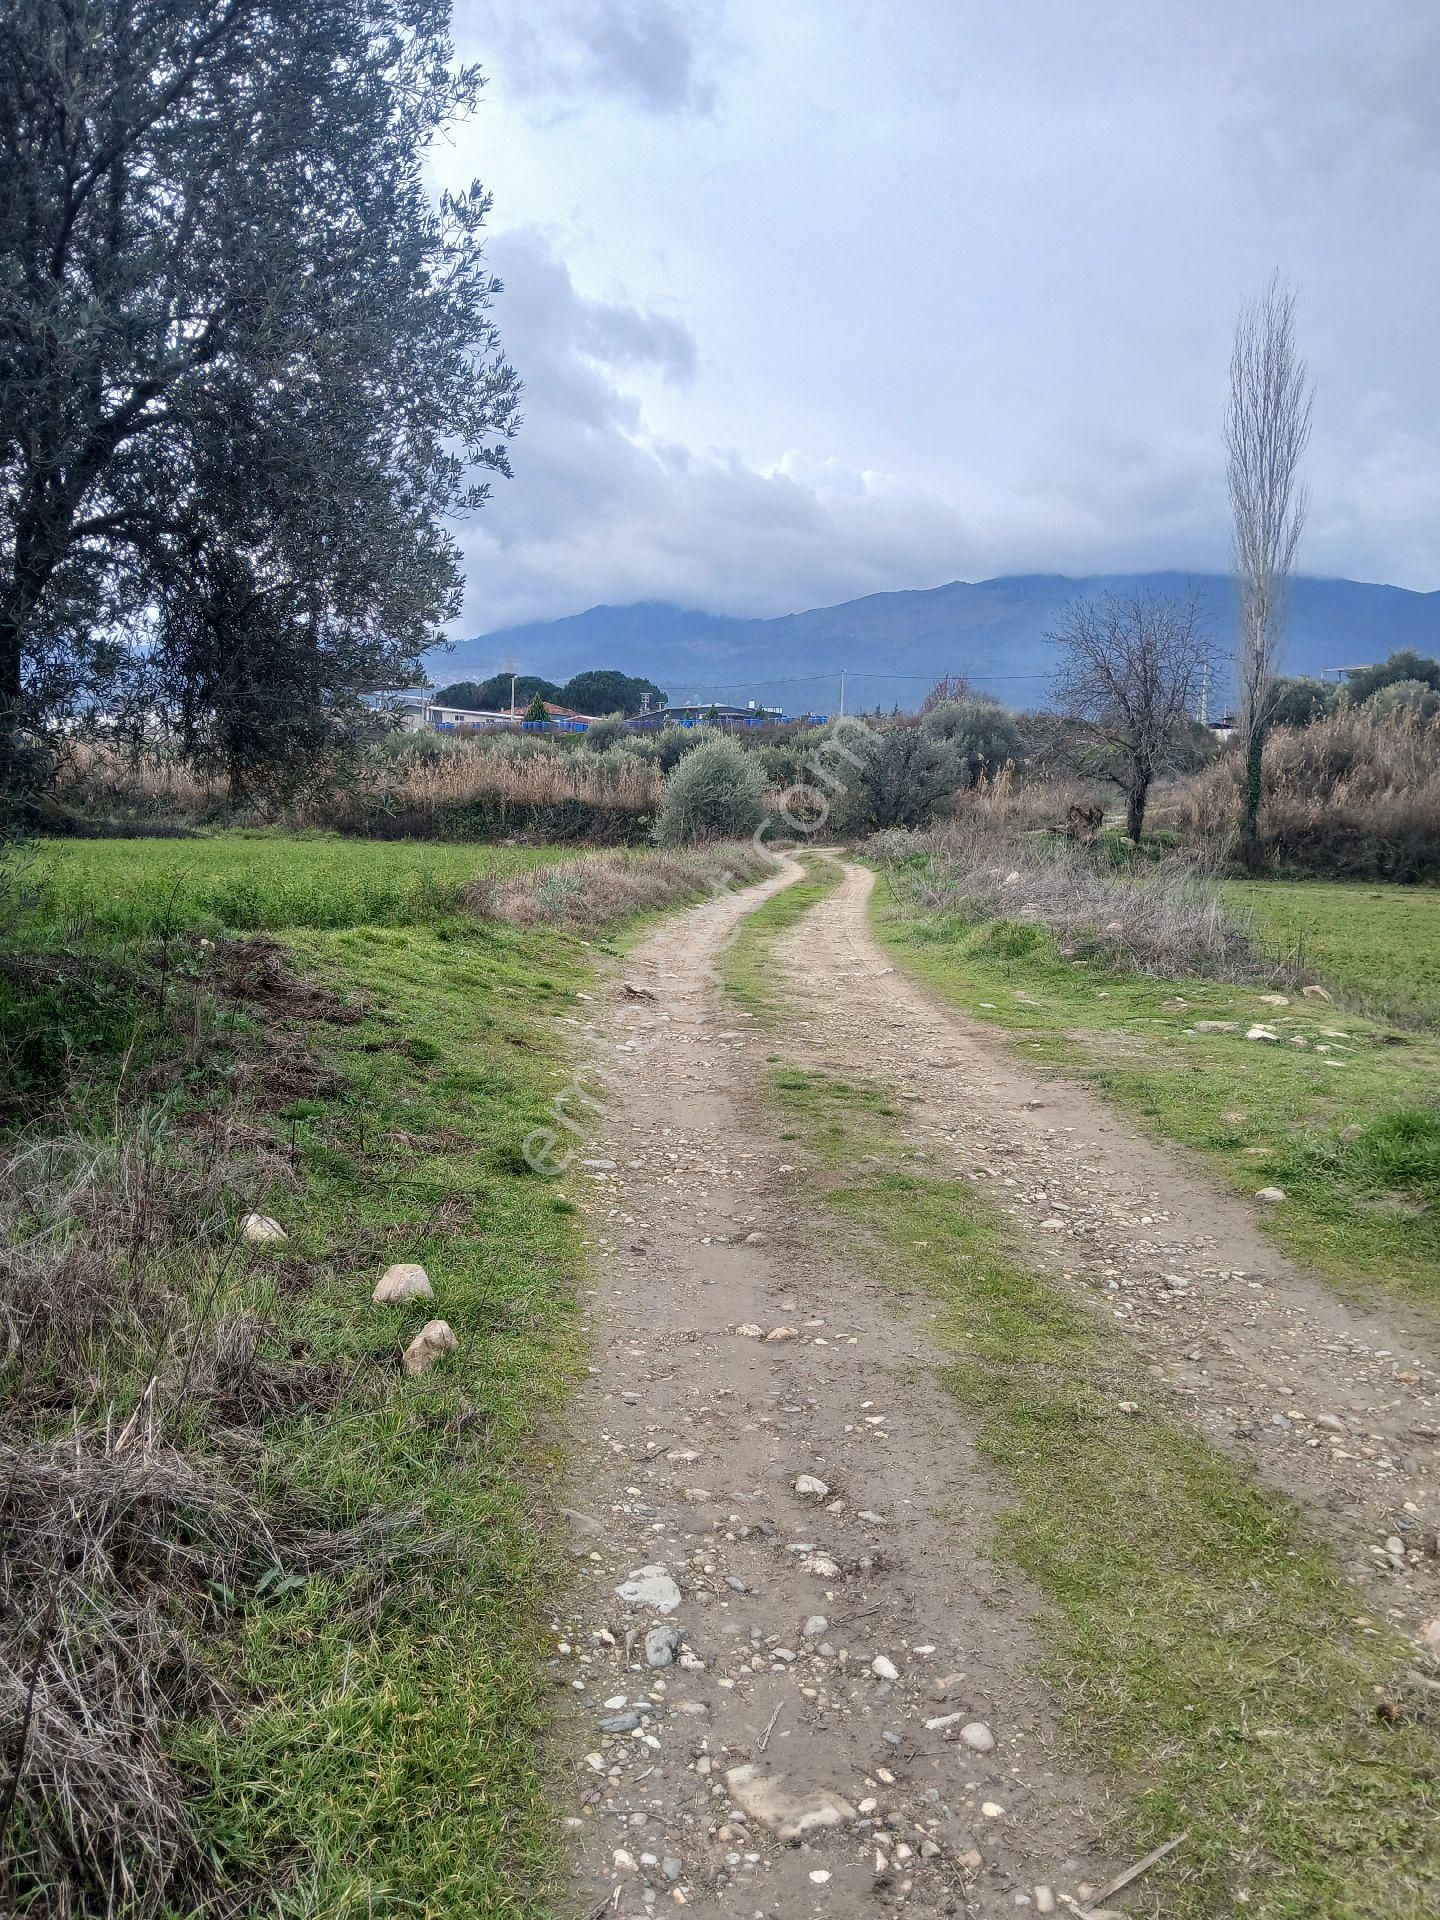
[1125,763,1151,845]
[1240,724,1265,872]
[0,594,27,807]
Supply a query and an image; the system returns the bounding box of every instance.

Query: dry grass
[310,735,663,834]
[0,1111,407,1916]
[874,817,1265,980]
[50,736,665,840]
[468,841,775,934]
[51,742,222,821]
[1170,707,1440,879]
[952,764,1111,834]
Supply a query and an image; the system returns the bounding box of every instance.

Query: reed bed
[1170,707,1440,880]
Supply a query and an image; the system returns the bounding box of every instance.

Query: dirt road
[551,857,1438,1918]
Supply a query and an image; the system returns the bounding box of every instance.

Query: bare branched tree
[1050,589,1212,843]
[920,672,972,715]
[1225,277,1313,869]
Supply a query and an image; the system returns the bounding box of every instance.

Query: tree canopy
[559,669,667,717]
[1,0,518,792]
[1344,651,1440,705]
[435,676,560,712]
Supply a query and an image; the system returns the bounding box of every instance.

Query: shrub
[1367,679,1440,720]
[654,738,766,845]
[582,711,628,752]
[1269,676,1336,728]
[920,699,1021,781]
[654,724,722,771]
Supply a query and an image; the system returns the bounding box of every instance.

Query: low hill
[430,572,1440,714]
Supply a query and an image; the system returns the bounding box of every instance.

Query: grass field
[23,829,561,935]
[0,829,761,1917]
[724,882,1440,1920]
[1229,877,1440,1030]
[871,869,1440,1313]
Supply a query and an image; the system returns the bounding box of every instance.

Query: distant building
[376,693,595,734]
[627,701,787,732]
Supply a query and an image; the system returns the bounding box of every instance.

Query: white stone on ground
[373,1262,433,1303]
[401,1319,458,1375]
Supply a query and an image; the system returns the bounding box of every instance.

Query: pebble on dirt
[724,1763,858,1842]
[614,1565,682,1613]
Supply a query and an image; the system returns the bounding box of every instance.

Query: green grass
[870,874,1440,1312]
[26,829,559,935]
[1228,878,1440,1031]
[719,878,1440,1914]
[170,912,590,1915]
[719,853,843,1019]
[3,828,756,1917]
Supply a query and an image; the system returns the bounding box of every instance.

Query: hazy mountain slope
[431,573,1440,712]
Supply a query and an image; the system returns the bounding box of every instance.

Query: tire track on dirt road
[554,857,1111,1919]
[777,860,1440,1619]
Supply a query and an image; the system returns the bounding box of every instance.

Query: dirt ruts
[550,856,1438,1919]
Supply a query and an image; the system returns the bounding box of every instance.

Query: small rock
[1255,1186,1286,1203]
[1245,1025,1279,1042]
[240,1212,286,1244]
[725,1763,857,1842]
[1302,984,1333,1002]
[1116,1400,1140,1415]
[1258,992,1290,1006]
[802,1554,841,1578]
[615,1565,682,1614]
[373,1261,433,1303]
[401,1319,457,1375]
[803,1615,828,1638]
[961,1721,995,1752]
[870,1654,899,1681]
[1190,1020,1238,1034]
[599,1712,640,1733]
[1035,1889,1056,1915]
[645,1623,681,1667]
[744,1231,767,1245]
[1313,1414,1345,1432]
[795,1474,830,1499]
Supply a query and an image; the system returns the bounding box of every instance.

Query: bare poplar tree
[1225,277,1313,868]
[1050,589,1212,843]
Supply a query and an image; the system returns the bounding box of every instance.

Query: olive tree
[0,0,519,793]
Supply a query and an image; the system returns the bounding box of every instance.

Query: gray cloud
[466,0,718,114]
[450,1,1440,637]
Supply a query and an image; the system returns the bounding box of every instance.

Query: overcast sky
[441,0,1440,637]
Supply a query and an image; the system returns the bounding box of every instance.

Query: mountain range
[427,572,1440,714]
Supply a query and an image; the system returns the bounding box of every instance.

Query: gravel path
[551,856,1438,1919]
[782,861,1440,1605]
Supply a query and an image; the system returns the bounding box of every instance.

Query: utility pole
[838,668,846,719]
[510,672,516,719]
[1199,658,1210,727]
